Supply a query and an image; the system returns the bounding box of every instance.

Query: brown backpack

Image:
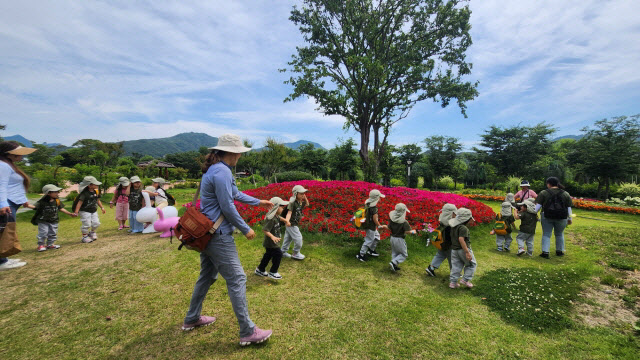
[171,183,224,252]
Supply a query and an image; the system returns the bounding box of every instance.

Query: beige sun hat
[439,203,457,225]
[500,202,513,216]
[78,176,102,194]
[152,177,166,185]
[517,201,537,214]
[289,185,308,203]
[129,175,141,183]
[449,208,475,227]
[42,184,63,195]
[266,196,290,220]
[7,145,37,155]
[389,203,410,223]
[208,133,252,153]
[118,176,130,187]
[365,189,386,207]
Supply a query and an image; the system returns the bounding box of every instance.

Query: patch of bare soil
[575,275,639,330]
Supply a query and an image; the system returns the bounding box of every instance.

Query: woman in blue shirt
[0,141,37,271]
[182,134,275,347]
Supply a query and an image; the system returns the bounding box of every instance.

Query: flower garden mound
[227,181,494,238]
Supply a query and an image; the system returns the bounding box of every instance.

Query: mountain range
[3,132,325,158]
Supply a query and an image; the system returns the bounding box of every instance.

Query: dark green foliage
[122,132,218,158]
[475,267,583,332]
[273,171,314,183]
[65,191,79,202]
[164,151,202,178]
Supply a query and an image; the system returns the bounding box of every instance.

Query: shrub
[436,176,454,189]
[618,183,640,198]
[273,171,314,183]
[247,174,264,183]
[390,178,404,187]
[624,196,640,206]
[65,190,79,202]
[506,176,522,193]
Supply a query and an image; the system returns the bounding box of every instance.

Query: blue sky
[1,0,639,150]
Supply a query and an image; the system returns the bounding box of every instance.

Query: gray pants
[390,236,408,265]
[37,222,59,246]
[281,226,303,254]
[496,233,513,251]
[450,248,477,283]
[430,248,451,269]
[185,233,255,337]
[516,232,535,255]
[79,211,100,234]
[360,229,380,256]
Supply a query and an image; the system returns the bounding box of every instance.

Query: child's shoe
[496,247,503,252]
[449,282,459,289]
[291,252,305,260]
[425,265,436,277]
[268,272,282,280]
[460,279,474,288]
[118,226,124,230]
[254,268,267,277]
[281,252,292,258]
[90,232,98,240]
[37,245,47,252]
[366,249,379,257]
[356,254,367,262]
[123,225,130,229]
[517,249,525,256]
[389,262,398,272]
[503,247,510,252]
[539,252,550,259]
[46,244,60,250]
[81,235,93,243]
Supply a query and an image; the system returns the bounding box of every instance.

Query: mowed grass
[1,193,639,359]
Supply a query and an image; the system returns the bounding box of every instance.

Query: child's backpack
[543,190,568,219]
[352,207,367,228]
[429,225,452,250]
[494,214,510,235]
[164,190,176,206]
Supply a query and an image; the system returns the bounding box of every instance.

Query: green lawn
[1,192,638,359]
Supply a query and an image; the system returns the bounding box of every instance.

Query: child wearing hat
[73,176,106,243]
[449,208,477,288]
[32,184,77,252]
[127,176,144,233]
[514,198,538,256]
[356,189,385,262]
[381,203,416,272]
[109,177,130,230]
[492,202,515,252]
[281,185,309,260]
[255,197,290,280]
[148,178,168,209]
[426,203,457,277]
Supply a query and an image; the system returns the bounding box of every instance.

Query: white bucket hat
[266,197,290,220]
[152,177,166,185]
[118,176,130,187]
[500,202,513,216]
[208,133,252,153]
[517,201,537,214]
[439,203,457,225]
[449,208,475,227]
[78,176,102,194]
[389,203,410,223]
[365,189,386,207]
[42,184,62,194]
[130,175,141,183]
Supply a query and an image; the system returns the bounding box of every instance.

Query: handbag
[0,214,22,257]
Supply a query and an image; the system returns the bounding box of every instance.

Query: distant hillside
[253,140,325,152]
[553,135,582,141]
[3,135,33,147]
[122,132,218,158]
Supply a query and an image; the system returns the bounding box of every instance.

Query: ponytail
[202,150,228,174]
[545,176,564,189]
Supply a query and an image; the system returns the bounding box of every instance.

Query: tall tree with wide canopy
[283,0,478,181]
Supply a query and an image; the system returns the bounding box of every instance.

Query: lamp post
[407,160,412,187]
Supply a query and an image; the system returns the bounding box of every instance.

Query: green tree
[451,157,468,189]
[236,141,262,186]
[570,115,640,199]
[378,142,397,187]
[283,0,478,181]
[328,138,359,180]
[474,123,555,178]
[394,144,422,188]
[164,151,201,178]
[297,143,328,178]
[27,143,56,165]
[261,138,293,181]
[423,135,461,189]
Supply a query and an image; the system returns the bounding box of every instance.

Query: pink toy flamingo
[153,207,180,238]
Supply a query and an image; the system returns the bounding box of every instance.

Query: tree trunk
[359,122,372,181]
[604,177,611,200]
[596,179,603,200]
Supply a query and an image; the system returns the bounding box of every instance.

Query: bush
[172,181,199,189]
[247,174,264,184]
[618,183,640,198]
[390,178,404,187]
[272,171,314,183]
[506,176,522,193]
[65,190,79,202]
[436,176,454,190]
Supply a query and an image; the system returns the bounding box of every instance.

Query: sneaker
[517,249,525,256]
[366,250,379,257]
[254,268,268,277]
[449,282,459,289]
[81,235,93,243]
[239,326,272,346]
[268,272,282,280]
[504,248,510,252]
[539,252,550,259]
[0,260,27,271]
[90,232,98,240]
[6,258,23,264]
[118,226,124,230]
[37,245,47,252]
[496,248,503,252]
[47,244,61,250]
[556,250,565,256]
[181,315,216,331]
[356,254,367,262]
[123,225,130,229]
[291,252,305,260]
[460,279,474,288]
[389,262,398,272]
[425,265,436,277]
[281,252,292,258]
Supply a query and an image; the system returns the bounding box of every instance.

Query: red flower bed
[189,181,495,238]
[461,194,640,215]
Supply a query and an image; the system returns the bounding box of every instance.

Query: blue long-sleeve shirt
[200,161,259,235]
[0,161,28,208]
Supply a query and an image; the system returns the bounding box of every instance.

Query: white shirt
[0,161,28,208]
